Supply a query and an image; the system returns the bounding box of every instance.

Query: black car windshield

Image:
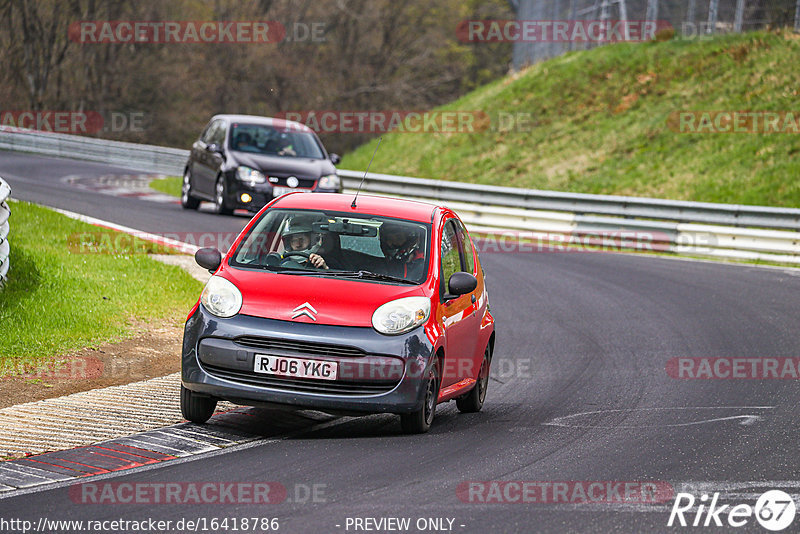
[229,123,325,159]
[231,209,430,284]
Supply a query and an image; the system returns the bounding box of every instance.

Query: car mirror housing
[195,247,222,272]
[446,272,477,300]
[329,153,341,165]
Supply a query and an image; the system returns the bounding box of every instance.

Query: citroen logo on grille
[291,302,317,321]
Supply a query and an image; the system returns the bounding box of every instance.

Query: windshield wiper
[249,264,321,274]
[322,270,418,285]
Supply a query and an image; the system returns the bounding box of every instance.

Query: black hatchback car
[181,114,342,214]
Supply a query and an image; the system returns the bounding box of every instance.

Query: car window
[211,121,227,146]
[455,220,475,274]
[231,209,430,284]
[200,120,219,144]
[441,219,462,295]
[229,123,325,159]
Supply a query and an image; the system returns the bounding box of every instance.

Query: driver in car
[281,217,329,269]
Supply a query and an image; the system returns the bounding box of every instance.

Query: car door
[453,218,483,378]
[191,119,217,197]
[206,120,227,184]
[193,119,225,197]
[438,218,479,388]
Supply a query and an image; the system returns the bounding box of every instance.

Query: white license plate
[273,186,312,196]
[253,354,338,381]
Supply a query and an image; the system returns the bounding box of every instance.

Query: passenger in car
[379,222,425,280]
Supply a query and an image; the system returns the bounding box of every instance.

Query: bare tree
[3,0,81,110]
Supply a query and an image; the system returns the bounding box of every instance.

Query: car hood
[221,268,426,327]
[232,153,334,178]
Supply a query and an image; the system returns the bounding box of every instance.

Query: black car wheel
[457,345,491,413]
[181,169,200,210]
[213,176,233,215]
[180,385,217,424]
[401,360,440,434]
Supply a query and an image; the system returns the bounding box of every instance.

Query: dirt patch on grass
[0,319,183,409]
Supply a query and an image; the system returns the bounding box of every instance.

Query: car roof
[271,193,440,223]
[212,114,313,134]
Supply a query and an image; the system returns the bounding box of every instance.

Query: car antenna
[351,136,382,209]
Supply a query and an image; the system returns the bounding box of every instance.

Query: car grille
[234,336,367,359]
[202,364,400,395]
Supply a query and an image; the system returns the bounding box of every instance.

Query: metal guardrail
[338,170,800,264]
[0,126,186,176]
[1,127,799,264]
[337,170,800,231]
[0,177,11,286]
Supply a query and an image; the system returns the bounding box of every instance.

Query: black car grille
[268,175,316,188]
[202,364,400,395]
[234,336,366,359]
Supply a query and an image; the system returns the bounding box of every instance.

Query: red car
[181,192,495,433]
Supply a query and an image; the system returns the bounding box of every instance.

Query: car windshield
[229,123,325,159]
[231,209,430,284]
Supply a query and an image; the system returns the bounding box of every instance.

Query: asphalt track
[1,151,800,533]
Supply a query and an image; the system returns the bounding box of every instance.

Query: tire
[180,169,201,210]
[456,345,491,413]
[401,360,440,434]
[180,384,217,424]
[213,176,233,215]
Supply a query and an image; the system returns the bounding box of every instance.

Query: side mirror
[329,153,341,165]
[206,143,223,154]
[445,272,477,300]
[195,247,222,272]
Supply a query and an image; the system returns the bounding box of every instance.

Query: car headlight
[318,173,340,190]
[236,166,266,184]
[200,275,243,318]
[372,296,430,335]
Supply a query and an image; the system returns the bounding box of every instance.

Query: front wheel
[400,361,440,434]
[456,345,491,413]
[213,176,233,215]
[180,169,200,210]
[180,385,217,424]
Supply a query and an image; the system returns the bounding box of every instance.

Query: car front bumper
[224,173,338,211]
[182,306,435,414]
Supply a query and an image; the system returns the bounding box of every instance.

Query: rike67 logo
[668,490,796,531]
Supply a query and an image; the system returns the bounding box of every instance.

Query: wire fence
[511,0,799,69]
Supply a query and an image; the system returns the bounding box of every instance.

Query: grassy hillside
[342,31,800,207]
